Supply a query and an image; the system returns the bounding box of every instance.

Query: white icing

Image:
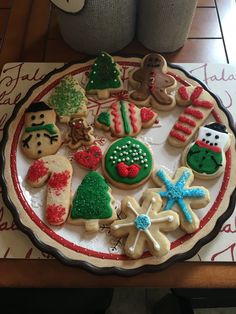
[198,126,229,150]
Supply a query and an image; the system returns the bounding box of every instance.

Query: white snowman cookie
[20,102,62,159]
[182,122,231,179]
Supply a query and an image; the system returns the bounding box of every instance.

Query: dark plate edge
[0,56,236,277]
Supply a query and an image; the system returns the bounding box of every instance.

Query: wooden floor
[0,0,236,71]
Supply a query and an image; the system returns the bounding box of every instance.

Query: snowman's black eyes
[40,114,44,118]
[215,135,219,139]
[31,115,36,120]
[215,143,218,146]
[206,133,211,137]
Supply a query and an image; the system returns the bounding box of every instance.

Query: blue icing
[156,169,206,224]
[134,214,151,230]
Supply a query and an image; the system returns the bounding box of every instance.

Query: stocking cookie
[48,75,88,123]
[168,85,215,147]
[85,52,123,99]
[64,117,95,149]
[110,192,179,259]
[148,167,210,234]
[129,53,176,111]
[95,100,158,138]
[182,123,231,179]
[102,137,153,190]
[74,145,102,170]
[21,102,62,159]
[68,171,117,232]
[26,155,73,226]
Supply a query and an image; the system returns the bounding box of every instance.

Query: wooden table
[0,0,236,288]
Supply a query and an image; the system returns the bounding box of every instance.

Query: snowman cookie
[129,53,177,111]
[182,123,231,179]
[20,102,62,159]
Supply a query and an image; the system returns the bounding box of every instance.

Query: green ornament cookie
[48,75,88,123]
[68,171,117,232]
[102,137,153,190]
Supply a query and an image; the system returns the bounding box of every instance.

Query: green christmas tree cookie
[85,52,123,100]
[68,171,117,232]
[48,75,88,123]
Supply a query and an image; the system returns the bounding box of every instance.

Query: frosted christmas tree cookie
[48,75,88,123]
[85,52,123,99]
[68,171,117,232]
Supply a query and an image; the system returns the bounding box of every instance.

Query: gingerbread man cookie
[110,192,179,259]
[148,167,210,234]
[68,171,117,232]
[129,53,176,111]
[95,100,158,138]
[64,117,95,149]
[48,75,88,123]
[21,102,62,159]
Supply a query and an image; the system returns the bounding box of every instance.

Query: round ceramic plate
[1,56,236,275]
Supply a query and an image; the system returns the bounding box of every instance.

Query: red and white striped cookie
[168,85,215,147]
[95,100,158,138]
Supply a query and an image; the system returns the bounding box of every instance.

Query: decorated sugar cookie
[48,75,88,123]
[85,52,123,99]
[26,155,73,226]
[64,117,95,149]
[182,123,231,179]
[148,167,210,234]
[102,137,153,190]
[21,102,62,159]
[95,100,158,138]
[74,145,102,170]
[168,85,215,147]
[110,192,179,259]
[129,53,177,111]
[68,171,117,232]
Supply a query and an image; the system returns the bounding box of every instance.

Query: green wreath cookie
[102,137,153,189]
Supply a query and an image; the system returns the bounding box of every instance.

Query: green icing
[120,100,130,134]
[105,137,152,185]
[25,124,57,135]
[97,111,111,127]
[71,172,113,220]
[86,52,121,91]
[187,143,223,174]
[49,75,86,117]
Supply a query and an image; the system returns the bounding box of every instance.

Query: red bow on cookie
[74,146,102,170]
[116,162,141,178]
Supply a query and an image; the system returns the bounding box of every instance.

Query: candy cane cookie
[26,155,73,226]
[168,85,215,147]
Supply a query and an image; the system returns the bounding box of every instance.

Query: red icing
[170,130,186,142]
[178,115,196,127]
[140,107,155,122]
[184,107,204,119]
[193,99,214,109]
[48,170,70,196]
[174,123,192,135]
[74,146,102,170]
[46,204,66,225]
[116,162,140,178]
[129,103,138,133]
[178,86,189,101]
[111,102,121,134]
[196,140,221,153]
[190,86,203,101]
[27,159,48,183]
